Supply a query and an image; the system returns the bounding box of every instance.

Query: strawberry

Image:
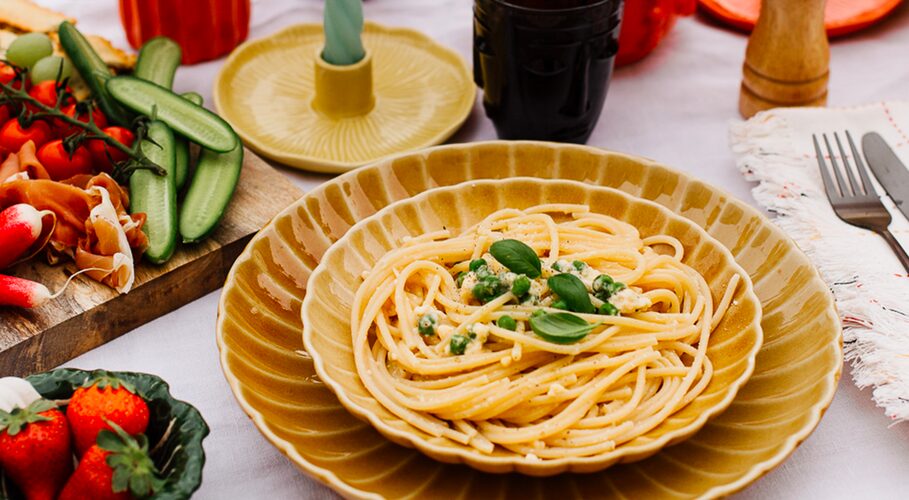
[67,372,150,456]
[0,399,73,500]
[59,422,162,500]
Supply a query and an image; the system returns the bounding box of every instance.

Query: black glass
[474,0,624,143]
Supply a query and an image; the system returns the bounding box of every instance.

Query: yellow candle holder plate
[214,22,476,173]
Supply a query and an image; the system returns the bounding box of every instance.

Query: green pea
[449,333,471,355]
[593,274,625,300]
[531,308,547,318]
[469,259,487,272]
[456,272,466,287]
[551,299,568,310]
[472,275,505,303]
[497,315,517,331]
[417,314,437,336]
[511,275,531,297]
[475,265,493,279]
[592,274,614,293]
[572,260,587,271]
[598,302,619,316]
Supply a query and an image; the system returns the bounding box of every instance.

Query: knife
[862,132,909,222]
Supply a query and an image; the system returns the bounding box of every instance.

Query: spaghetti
[350,204,739,458]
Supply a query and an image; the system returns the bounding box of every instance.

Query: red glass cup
[119,0,251,65]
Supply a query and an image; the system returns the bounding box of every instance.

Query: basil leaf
[489,239,541,278]
[547,273,595,314]
[529,312,596,344]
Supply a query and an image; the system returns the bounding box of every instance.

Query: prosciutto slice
[0,141,147,292]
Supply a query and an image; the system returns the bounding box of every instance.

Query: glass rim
[487,0,619,15]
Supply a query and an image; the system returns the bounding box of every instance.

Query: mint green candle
[322,0,366,66]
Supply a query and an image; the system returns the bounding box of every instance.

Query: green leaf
[530,312,596,344]
[489,239,541,278]
[97,429,125,452]
[111,464,131,493]
[547,274,595,314]
[0,399,54,436]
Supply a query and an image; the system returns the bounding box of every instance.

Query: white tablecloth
[37,0,909,498]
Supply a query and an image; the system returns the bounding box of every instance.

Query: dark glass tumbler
[473,0,624,144]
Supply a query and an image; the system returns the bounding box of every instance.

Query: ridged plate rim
[215,141,842,500]
[213,22,476,174]
[302,177,764,475]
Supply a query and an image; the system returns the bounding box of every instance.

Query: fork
[812,131,909,271]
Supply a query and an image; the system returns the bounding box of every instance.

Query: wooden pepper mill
[739,0,829,118]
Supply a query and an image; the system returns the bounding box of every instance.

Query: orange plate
[698,0,903,37]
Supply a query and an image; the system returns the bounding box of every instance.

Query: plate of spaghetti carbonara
[302,178,762,475]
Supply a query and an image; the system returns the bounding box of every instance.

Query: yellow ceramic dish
[302,177,764,476]
[213,22,475,173]
[216,142,842,498]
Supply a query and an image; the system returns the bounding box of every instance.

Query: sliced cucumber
[134,36,182,88]
[131,121,177,264]
[180,144,243,243]
[107,76,238,153]
[57,21,130,125]
[181,92,204,106]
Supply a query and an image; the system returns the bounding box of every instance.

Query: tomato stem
[0,78,165,179]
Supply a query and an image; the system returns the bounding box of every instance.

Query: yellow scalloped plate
[214,22,475,174]
[216,142,842,499]
[303,177,764,476]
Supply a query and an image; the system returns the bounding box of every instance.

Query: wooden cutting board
[0,149,302,376]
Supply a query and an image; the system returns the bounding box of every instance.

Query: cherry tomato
[0,119,53,156]
[36,140,94,180]
[26,81,74,113]
[0,105,10,127]
[0,62,27,91]
[57,103,109,138]
[87,126,135,172]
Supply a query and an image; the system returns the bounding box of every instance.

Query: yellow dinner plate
[216,142,842,499]
[303,177,764,476]
[214,22,475,174]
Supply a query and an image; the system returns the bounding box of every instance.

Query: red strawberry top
[0,399,73,500]
[67,372,150,456]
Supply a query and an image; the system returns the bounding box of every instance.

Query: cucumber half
[131,120,178,264]
[58,21,131,125]
[180,145,243,243]
[134,36,182,88]
[107,76,238,153]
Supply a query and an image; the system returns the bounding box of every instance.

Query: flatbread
[0,0,73,33]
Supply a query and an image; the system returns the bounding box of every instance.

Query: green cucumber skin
[107,76,238,153]
[181,92,204,106]
[134,36,182,88]
[174,92,203,190]
[57,21,131,126]
[131,121,178,264]
[180,144,243,243]
[174,139,190,191]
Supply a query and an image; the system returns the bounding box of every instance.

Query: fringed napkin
[731,102,909,422]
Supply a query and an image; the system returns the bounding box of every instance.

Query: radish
[0,267,105,308]
[0,204,56,269]
[0,274,56,308]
